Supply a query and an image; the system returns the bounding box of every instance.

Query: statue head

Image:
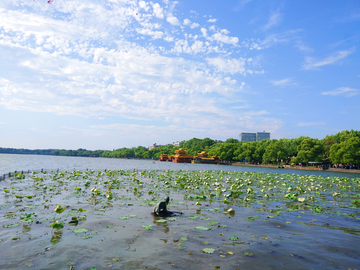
[165,196,170,204]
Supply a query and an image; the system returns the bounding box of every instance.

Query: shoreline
[231,163,360,174]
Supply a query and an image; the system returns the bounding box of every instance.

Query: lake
[0,154,359,270]
[1,154,359,178]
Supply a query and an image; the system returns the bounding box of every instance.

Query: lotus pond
[1,169,360,270]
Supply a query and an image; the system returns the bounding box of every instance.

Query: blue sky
[0,0,359,150]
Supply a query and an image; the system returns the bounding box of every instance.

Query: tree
[209,143,239,161]
[262,139,288,164]
[321,135,337,159]
[180,137,217,155]
[224,138,239,144]
[330,136,360,165]
[237,142,256,163]
[292,138,324,164]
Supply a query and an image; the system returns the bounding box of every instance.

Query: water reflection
[296,221,360,236]
[22,224,31,233]
[152,215,170,233]
[50,228,63,245]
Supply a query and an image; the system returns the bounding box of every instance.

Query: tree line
[1,130,359,166]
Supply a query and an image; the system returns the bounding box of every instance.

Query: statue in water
[152,196,183,217]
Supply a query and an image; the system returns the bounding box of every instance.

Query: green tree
[321,135,337,159]
[209,143,239,161]
[330,136,360,165]
[292,138,324,164]
[262,139,288,164]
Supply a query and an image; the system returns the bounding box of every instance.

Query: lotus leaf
[195,226,210,231]
[202,248,216,254]
[73,228,88,233]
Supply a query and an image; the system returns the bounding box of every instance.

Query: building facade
[256,132,270,141]
[240,132,270,142]
[240,133,257,142]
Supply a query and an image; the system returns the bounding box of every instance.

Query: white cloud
[183,18,191,25]
[207,18,217,23]
[303,49,354,70]
[139,1,150,12]
[244,30,301,50]
[136,28,164,39]
[201,28,208,37]
[190,22,200,29]
[183,18,199,28]
[321,87,359,97]
[167,13,180,25]
[207,57,247,75]
[270,78,296,87]
[263,10,282,30]
[211,32,239,45]
[152,3,164,19]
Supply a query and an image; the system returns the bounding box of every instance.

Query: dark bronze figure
[152,196,183,216]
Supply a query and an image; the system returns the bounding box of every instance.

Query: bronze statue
[152,196,183,216]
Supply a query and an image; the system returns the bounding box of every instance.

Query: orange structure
[172,148,193,163]
[159,154,172,162]
[192,151,220,164]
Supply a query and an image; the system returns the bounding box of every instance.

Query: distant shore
[232,163,360,174]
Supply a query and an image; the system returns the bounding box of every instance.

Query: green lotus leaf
[202,248,216,254]
[156,219,168,223]
[73,228,88,233]
[142,225,153,230]
[195,226,210,231]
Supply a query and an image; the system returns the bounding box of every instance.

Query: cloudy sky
[0,0,359,150]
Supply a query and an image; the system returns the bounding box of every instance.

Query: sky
[0,0,359,150]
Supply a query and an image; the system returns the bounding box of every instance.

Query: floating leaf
[180,237,188,241]
[118,216,129,220]
[156,219,168,223]
[208,222,218,226]
[142,225,153,230]
[3,223,20,228]
[188,216,198,219]
[51,221,64,229]
[73,228,88,233]
[227,208,235,215]
[106,225,113,228]
[229,236,239,241]
[81,235,92,239]
[247,215,259,221]
[195,226,210,231]
[21,213,35,223]
[54,205,65,214]
[202,248,216,254]
[178,246,186,249]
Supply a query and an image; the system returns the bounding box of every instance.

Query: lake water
[0,154,358,178]
[1,154,359,269]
